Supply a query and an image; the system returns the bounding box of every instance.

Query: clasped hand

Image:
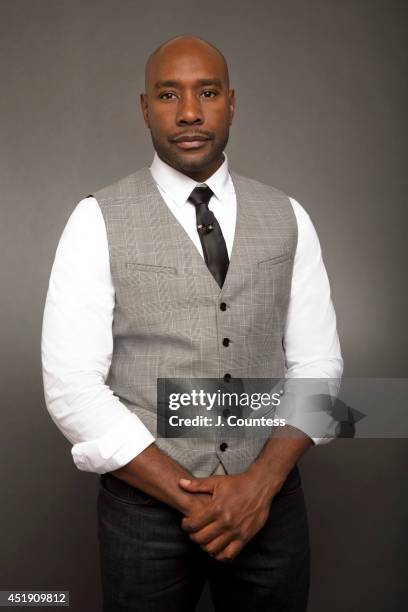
[179,472,276,563]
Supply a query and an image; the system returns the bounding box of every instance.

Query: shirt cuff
[275,379,340,446]
[311,436,335,445]
[71,412,155,473]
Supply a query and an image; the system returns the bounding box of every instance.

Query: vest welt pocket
[257,253,293,267]
[256,253,293,313]
[123,263,178,315]
[126,262,177,276]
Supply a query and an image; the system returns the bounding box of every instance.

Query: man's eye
[159,92,177,100]
[201,90,217,98]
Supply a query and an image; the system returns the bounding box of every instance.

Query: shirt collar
[149,150,230,208]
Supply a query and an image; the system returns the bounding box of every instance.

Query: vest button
[219,442,228,452]
[222,337,230,347]
[220,302,227,311]
[222,408,231,418]
[223,373,231,382]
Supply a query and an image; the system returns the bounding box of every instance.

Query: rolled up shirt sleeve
[280,197,344,445]
[41,197,155,473]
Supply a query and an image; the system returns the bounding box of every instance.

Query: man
[41,35,343,611]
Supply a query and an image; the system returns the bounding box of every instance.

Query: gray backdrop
[1,0,407,610]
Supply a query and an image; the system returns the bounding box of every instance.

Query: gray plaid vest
[94,165,297,476]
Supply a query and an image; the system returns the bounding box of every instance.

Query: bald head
[144,35,229,93]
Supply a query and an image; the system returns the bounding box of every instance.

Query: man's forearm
[246,424,313,493]
[111,442,207,514]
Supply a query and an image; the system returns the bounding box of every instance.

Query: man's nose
[176,92,204,125]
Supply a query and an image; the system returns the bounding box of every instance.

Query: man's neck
[156,152,225,183]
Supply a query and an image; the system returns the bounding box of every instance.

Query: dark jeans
[97,468,310,612]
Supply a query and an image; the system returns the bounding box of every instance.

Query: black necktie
[187,185,229,288]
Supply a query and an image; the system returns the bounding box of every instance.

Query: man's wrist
[245,461,286,499]
[245,426,313,498]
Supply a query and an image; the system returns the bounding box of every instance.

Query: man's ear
[140,92,150,128]
[229,89,236,125]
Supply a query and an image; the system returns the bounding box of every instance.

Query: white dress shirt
[41,151,343,473]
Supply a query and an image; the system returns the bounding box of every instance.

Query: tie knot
[187,184,214,208]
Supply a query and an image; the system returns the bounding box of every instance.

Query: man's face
[141,43,235,181]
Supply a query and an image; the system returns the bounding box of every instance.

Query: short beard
[150,130,229,177]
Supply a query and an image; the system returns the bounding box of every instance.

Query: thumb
[179,477,216,493]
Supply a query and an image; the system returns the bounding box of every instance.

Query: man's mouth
[174,140,209,149]
[171,134,211,150]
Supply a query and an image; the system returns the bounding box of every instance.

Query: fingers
[187,521,226,546]
[182,506,218,533]
[203,531,237,557]
[182,498,237,535]
[179,476,217,494]
[214,540,243,563]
